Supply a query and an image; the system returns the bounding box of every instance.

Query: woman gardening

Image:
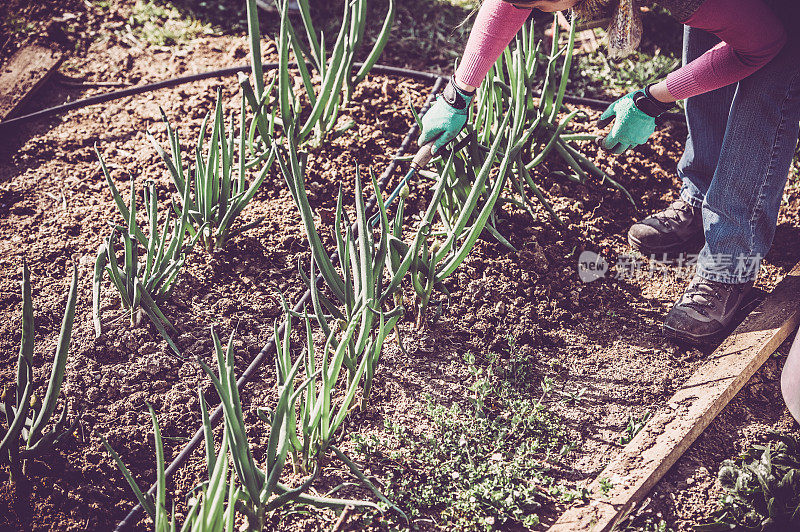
[418,0,799,344]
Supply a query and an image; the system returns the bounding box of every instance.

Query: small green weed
[576,50,680,98]
[621,517,676,532]
[560,386,588,406]
[695,432,800,531]
[127,0,215,46]
[620,411,652,445]
[5,16,37,39]
[351,345,580,530]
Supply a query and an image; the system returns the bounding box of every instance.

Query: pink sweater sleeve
[455,0,531,88]
[666,0,786,100]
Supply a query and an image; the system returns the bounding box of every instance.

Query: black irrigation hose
[113,74,446,532]
[0,63,441,132]
[0,64,257,132]
[0,60,683,133]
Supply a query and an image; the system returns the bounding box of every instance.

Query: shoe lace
[655,200,694,230]
[682,278,724,317]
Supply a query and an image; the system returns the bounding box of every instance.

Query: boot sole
[661,288,762,346]
[661,322,726,346]
[628,232,705,259]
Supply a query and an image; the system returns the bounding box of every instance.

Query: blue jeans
[677,18,800,284]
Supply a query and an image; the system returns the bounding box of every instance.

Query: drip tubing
[0,63,441,132]
[0,61,683,133]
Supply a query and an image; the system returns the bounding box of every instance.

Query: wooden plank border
[549,261,800,531]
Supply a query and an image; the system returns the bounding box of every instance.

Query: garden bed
[2,2,800,531]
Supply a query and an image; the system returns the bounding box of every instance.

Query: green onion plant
[274,130,407,373]
[272,308,409,523]
[103,326,379,532]
[1,262,79,484]
[400,110,517,324]
[103,398,241,532]
[400,16,635,321]
[149,89,277,253]
[274,104,515,329]
[182,389,239,532]
[274,305,400,474]
[102,404,180,532]
[241,0,396,147]
[197,326,383,530]
[93,157,195,355]
[427,15,635,234]
[483,16,635,212]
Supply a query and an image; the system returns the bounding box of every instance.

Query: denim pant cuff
[696,263,761,284]
[679,182,704,209]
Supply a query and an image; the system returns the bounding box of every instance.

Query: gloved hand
[418,77,475,155]
[597,85,674,154]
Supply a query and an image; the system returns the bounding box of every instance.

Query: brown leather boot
[663,275,753,343]
[628,199,704,256]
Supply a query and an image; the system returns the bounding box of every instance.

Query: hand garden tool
[370,141,436,228]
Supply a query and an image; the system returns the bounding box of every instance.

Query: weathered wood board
[0,43,63,121]
[557,12,602,54]
[549,261,800,531]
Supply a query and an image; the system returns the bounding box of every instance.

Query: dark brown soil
[1,2,799,531]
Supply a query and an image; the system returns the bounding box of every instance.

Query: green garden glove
[418,77,475,155]
[597,86,674,154]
